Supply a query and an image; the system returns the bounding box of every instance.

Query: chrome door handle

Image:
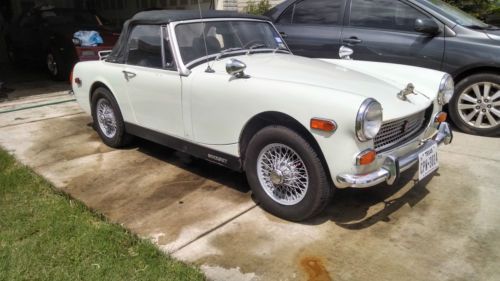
[343,37,362,45]
[122,70,137,81]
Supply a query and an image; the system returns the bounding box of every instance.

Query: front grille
[374,106,432,152]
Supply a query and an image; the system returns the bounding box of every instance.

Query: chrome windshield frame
[168,18,291,76]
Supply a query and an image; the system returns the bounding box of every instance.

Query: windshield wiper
[273,46,291,54]
[246,43,266,55]
[465,24,490,30]
[215,47,246,60]
[465,24,500,31]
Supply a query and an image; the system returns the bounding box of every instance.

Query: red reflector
[75,78,82,86]
[356,149,377,166]
[310,118,337,132]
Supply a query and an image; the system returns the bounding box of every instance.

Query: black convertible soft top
[107,10,269,63]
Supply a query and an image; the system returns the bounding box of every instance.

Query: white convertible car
[71,10,453,221]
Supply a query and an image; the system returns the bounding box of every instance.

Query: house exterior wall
[217,0,283,11]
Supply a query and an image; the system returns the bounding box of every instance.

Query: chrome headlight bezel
[438,74,454,105]
[356,98,383,142]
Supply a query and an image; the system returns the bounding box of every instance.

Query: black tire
[245,125,333,221]
[449,73,500,136]
[91,87,133,148]
[46,49,69,81]
[5,39,17,64]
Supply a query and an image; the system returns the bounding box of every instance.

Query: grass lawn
[0,149,205,281]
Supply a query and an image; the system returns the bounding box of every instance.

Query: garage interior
[0,0,223,100]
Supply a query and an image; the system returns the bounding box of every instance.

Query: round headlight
[438,74,454,105]
[356,98,383,141]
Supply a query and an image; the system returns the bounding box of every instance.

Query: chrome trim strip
[168,22,190,76]
[337,122,453,188]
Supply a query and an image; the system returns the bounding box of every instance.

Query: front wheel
[245,126,333,221]
[449,73,500,136]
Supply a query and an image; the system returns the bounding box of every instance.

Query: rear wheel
[5,39,17,64]
[449,73,500,136]
[46,50,69,81]
[91,87,133,148]
[245,126,333,221]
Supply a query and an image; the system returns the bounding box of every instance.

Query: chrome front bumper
[336,122,453,188]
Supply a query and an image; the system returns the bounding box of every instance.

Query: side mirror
[226,59,248,78]
[339,46,353,60]
[415,18,439,35]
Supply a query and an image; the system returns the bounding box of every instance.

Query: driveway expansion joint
[0,112,85,129]
[172,204,258,254]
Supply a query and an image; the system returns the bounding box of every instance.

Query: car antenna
[198,0,214,73]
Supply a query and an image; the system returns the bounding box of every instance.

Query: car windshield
[417,0,490,28]
[40,9,101,26]
[175,20,287,66]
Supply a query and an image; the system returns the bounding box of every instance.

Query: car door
[274,0,346,58]
[123,24,184,137]
[342,0,445,70]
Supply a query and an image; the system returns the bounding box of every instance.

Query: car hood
[210,53,443,121]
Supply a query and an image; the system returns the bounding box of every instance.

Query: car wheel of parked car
[5,40,17,64]
[46,50,68,81]
[245,125,333,221]
[91,87,133,148]
[449,73,500,136]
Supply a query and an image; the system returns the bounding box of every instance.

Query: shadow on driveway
[124,129,432,230]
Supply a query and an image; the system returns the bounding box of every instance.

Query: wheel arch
[239,111,331,178]
[89,81,112,105]
[452,66,500,84]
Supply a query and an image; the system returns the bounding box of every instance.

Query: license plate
[418,143,439,181]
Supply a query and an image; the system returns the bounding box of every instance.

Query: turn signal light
[435,112,447,123]
[356,149,377,166]
[310,118,337,132]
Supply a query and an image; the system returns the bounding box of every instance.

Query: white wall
[215,0,283,11]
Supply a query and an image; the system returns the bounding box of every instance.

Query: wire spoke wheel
[256,143,309,205]
[96,98,118,139]
[458,82,500,129]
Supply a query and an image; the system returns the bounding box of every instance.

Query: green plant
[245,0,271,16]
[443,0,498,19]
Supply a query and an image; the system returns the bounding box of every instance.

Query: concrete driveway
[1,90,499,281]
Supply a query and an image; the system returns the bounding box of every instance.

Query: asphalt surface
[0,84,499,281]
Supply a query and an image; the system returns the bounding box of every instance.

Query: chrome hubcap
[96,99,117,138]
[47,54,58,76]
[256,144,309,205]
[458,82,500,129]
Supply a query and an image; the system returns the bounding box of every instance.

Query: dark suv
[266,0,500,136]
